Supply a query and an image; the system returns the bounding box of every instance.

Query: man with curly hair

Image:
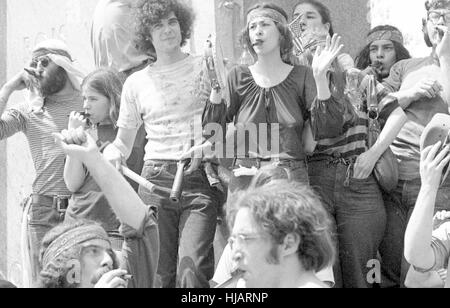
[227,181,336,288]
[103,0,220,288]
[36,128,159,288]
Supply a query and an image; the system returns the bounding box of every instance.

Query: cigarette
[122,275,133,281]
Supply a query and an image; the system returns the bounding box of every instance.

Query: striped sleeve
[0,104,29,140]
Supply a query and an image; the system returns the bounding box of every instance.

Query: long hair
[240,3,294,65]
[81,68,124,127]
[134,0,195,58]
[292,0,335,36]
[37,220,118,288]
[228,181,336,272]
[355,25,411,71]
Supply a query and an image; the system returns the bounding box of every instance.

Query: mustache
[90,266,112,285]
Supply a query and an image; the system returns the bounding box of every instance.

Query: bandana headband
[27,40,86,113]
[247,8,287,26]
[366,29,404,46]
[42,225,110,269]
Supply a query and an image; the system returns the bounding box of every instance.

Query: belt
[31,194,71,213]
[234,158,306,169]
[308,154,357,166]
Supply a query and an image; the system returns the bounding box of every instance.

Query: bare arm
[404,143,450,269]
[64,157,86,193]
[312,35,344,100]
[103,127,138,169]
[353,107,407,179]
[55,129,146,230]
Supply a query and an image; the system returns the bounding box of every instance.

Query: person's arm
[353,106,407,179]
[54,128,146,230]
[404,142,450,270]
[0,72,32,140]
[64,157,86,193]
[302,120,317,155]
[104,77,140,168]
[383,60,443,109]
[311,34,344,100]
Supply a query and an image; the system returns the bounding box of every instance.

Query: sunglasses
[30,56,51,68]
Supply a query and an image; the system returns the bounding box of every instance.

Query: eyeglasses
[228,233,265,250]
[30,56,51,68]
[428,10,450,24]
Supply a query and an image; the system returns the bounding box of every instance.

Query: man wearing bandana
[0,39,84,286]
[37,129,158,288]
[377,0,450,288]
[355,25,412,81]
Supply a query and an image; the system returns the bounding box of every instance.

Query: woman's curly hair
[134,0,195,56]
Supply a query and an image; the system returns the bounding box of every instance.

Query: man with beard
[376,0,450,288]
[36,128,158,288]
[0,39,84,286]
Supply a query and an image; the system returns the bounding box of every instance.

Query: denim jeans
[308,160,386,288]
[27,202,65,286]
[379,177,450,288]
[139,160,218,288]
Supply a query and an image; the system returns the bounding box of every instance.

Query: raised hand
[420,141,450,190]
[311,34,344,78]
[53,127,99,162]
[68,111,88,130]
[436,25,450,61]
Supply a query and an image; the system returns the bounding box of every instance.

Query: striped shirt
[0,92,83,195]
[314,76,399,159]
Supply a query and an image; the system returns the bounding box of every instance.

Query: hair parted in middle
[227,180,336,273]
[134,0,195,57]
[81,68,124,128]
[240,3,294,65]
[355,25,411,71]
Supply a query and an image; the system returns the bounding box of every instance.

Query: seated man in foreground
[37,128,159,288]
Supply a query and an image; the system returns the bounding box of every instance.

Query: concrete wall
[0,0,7,280]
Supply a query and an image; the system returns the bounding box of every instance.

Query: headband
[28,40,86,113]
[247,8,287,26]
[42,225,110,269]
[366,29,404,46]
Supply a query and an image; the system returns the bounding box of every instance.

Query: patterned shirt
[0,92,83,195]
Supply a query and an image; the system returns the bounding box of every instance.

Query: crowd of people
[1,0,450,288]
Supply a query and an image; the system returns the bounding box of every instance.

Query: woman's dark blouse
[203,65,344,160]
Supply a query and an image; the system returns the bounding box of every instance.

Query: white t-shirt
[117,55,210,161]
